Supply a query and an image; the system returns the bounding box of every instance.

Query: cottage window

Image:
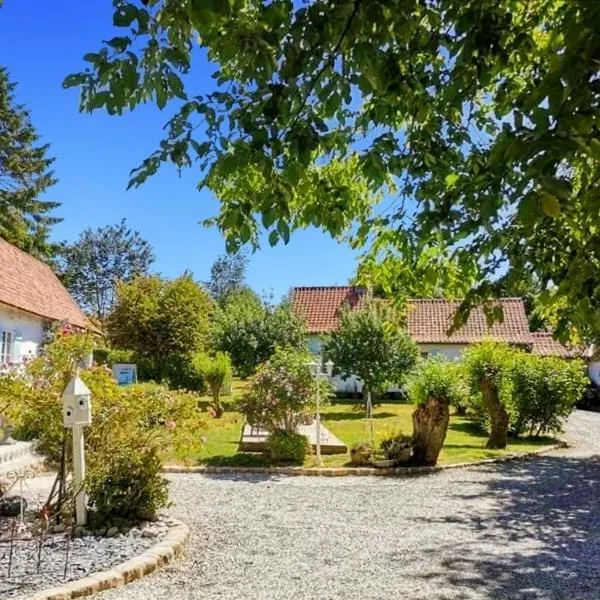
[420,351,429,360]
[1,331,14,364]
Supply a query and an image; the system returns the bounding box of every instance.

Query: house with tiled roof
[530,332,583,359]
[292,286,537,393]
[0,237,94,366]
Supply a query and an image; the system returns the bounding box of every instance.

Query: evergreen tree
[0,67,59,257]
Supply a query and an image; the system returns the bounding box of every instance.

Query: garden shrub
[192,352,232,417]
[86,442,168,523]
[239,346,321,432]
[211,294,306,378]
[264,430,309,464]
[407,358,465,465]
[511,355,587,437]
[464,342,518,449]
[0,331,203,523]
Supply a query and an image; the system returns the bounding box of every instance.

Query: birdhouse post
[63,374,92,526]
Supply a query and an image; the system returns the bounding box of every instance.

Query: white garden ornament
[63,374,92,526]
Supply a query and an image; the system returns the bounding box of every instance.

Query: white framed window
[1,331,15,364]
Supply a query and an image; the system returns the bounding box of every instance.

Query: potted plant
[374,433,413,466]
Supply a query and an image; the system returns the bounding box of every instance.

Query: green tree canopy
[107,274,214,382]
[211,291,306,377]
[1,66,59,257]
[204,251,248,305]
[67,0,600,341]
[58,219,155,323]
[326,302,419,400]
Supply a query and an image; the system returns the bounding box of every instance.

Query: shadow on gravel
[414,455,600,599]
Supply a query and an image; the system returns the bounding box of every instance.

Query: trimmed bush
[264,430,309,464]
[512,355,587,437]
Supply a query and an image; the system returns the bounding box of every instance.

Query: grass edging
[25,520,190,600]
[164,442,565,477]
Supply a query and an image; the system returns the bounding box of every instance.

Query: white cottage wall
[0,304,46,364]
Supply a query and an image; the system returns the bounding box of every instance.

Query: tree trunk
[411,395,450,466]
[481,379,508,449]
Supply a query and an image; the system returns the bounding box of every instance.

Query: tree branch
[291,0,362,127]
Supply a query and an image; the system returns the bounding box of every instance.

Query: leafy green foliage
[57,219,155,323]
[86,442,168,524]
[463,342,518,448]
[67,0,600,342]
[212,292,306,377]
[463,342,517,395]
[264,430,309,464]
[238,346,316,433]
[0,67,59,258]
[107,274,214,387]
[192,351,232,416]
[326,303,419,399]
[0,332,203,522]
[511,355,587,437]
[407,358,469,409]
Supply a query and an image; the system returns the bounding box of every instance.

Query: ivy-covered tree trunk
[411,396,450,466]
[481,380,509,449]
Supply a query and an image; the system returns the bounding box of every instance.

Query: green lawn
[168,380,554,468]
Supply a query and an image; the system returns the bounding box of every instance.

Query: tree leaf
[541,193,561,218]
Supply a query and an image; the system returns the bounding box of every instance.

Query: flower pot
[393,447,412,465]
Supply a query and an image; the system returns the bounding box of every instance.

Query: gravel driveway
[95,410,600,600]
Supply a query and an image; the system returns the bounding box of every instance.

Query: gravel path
[94,410,600,600]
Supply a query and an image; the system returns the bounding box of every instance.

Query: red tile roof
[0,237,92,330]
[291,287,372,334]
[291,286,531,344]
[406,298,531,344]
[530,332,583,358]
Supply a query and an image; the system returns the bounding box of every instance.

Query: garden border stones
[164,442,565,477]
[23,520,190,600]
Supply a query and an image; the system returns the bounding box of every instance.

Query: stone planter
[371,458,396,468]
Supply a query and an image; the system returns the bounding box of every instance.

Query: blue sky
[0,0,361,300]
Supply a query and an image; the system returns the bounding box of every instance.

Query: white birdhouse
[63,374,92,427]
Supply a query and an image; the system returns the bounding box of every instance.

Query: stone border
[25,520,190,600]
[164,442,565,477]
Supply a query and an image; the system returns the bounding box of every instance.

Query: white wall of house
[0,304,45,365]
[419,343,468,361]
[309,335,468,393]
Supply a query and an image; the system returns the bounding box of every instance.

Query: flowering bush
[0,332,204,523]
[238,346,319,433]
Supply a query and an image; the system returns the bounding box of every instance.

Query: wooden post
[72,424,87,526]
